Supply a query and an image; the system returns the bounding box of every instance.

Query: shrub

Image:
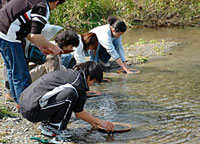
[50,0,200,32]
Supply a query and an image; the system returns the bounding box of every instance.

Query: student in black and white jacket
[19,61,114,139]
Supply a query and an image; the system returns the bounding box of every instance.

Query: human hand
[39,45,63,55]
[49,45,64,55]
[90,123,98,130]
[126,69,134,74]
[99,120,114,132]
[38,46,53,55]
[63,49,74,54]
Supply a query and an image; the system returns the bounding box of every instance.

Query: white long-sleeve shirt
[90,24,126,61]
[72,35,85,64]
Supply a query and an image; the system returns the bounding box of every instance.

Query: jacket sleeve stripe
[24,12,30,20]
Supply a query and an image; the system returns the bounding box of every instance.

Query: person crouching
[19,61,114,140]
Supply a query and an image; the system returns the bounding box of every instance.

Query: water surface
[69,27,200,144]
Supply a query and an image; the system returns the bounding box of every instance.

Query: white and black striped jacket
[19,69,89,113]
[0,0,50,42]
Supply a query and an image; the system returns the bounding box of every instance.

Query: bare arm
[115,58,133,74]
[27,34,63,55]
[75,111,114,132]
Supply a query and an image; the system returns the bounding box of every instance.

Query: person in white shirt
[28,27,79,81]
[61,32,98,69]
[27,24,64,82]
[90,16,133,74]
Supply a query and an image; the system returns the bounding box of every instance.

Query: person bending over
[29,28,79,82]
[19,61,114,139]
[61,32,98,69]
[90,16,133,74]
[0,0,66,104]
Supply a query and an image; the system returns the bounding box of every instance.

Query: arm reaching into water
[75,110,114,132]
[116,58,133,74]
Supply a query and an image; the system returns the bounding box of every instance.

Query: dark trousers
[20,89,78,130]
[90,44,111,64]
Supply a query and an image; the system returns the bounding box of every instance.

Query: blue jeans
[0,38,31,103]
[90,44,110,63]
[90,38,125,63]
[61,54,76,69]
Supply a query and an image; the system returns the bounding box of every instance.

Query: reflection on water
[69,27,200,144]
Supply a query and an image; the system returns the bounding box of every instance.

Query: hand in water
[99,120,114,132]
[90,123,98,130]
[126,69,134,74]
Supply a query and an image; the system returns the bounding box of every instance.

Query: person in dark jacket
[19,61,114,139]
[0,0,10,8]
[0,0,66,105]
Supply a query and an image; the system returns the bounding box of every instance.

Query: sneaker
[58,129,72,139]
[99,59,110,67]
[39,122,72,138]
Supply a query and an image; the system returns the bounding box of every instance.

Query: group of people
[0,0,133,141]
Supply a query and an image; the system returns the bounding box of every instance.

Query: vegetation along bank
[50,0,200,32]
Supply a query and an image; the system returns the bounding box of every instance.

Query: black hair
[57,0,65,5]
[73,61,103,83]
[81,32,98,53]
[48,0,65,5]
[107,16,127,32]
[54,29,79,49]
[48,0,65,6]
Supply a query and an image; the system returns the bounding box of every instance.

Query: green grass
[0,104,18,119]
[50,0,200,32]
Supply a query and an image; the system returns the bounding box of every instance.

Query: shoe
[16,104,20,109]
[16,104,20,113]
[5,93,14,102]
[39,122,59,137]
[39,122,72,138]
[99,59,110,67]
[57,129,72,140]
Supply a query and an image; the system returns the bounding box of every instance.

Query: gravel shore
[0,40,182,144]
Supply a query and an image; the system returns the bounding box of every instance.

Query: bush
[50,0,135,32]
[50,0,200,32]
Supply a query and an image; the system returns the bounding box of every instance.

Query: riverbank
[0,38,185,143]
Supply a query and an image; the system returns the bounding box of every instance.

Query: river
[69,27,200,144]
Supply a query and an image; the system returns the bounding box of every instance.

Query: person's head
[48,0,65,10]
[73,61,103,86]
[107,16,127,38]
[54,29,79,53]
[81,32,99,53]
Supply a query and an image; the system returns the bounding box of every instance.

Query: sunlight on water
[69,27,200,144]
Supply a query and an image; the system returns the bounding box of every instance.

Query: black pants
[20,89,78,130]
[98,45,111,63]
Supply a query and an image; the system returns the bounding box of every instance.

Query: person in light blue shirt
[90,16,133,74]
